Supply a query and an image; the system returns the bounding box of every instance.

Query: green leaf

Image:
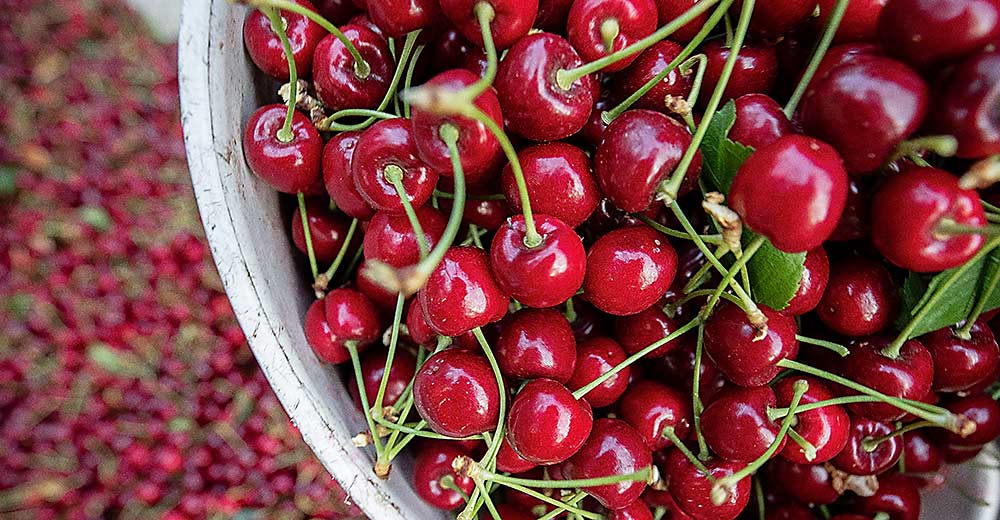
[86,343,154,379]
[700,100,754,193]
[0,165,16,197]
[743,232,806,311]
[78,206,111,232]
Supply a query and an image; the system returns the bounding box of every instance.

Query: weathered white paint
[126,0,181,42]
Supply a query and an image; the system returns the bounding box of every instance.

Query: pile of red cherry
[239,0,1000,518]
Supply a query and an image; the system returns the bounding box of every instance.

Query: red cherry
[943,442,985,464]
[413,442,476,510]
[798,56,928,174]
[775,376,850,464]
[729,93,794,150]
[414,349,501,437]
[315,0,359,24]
[612,41,694,113]
[877,0,1000,69]
[652,0,710,41]
[567,0,658,72]
[243,0,325,80]
[243,104,322,194]
[767,504,819,520]
[364,207,446,267]
[440,0,539,50]
[304,290,379,364]
[613,304,690,358]
[506,378,594,464]
[841,336,934,422]
[871,167,986,272]
[782,247,830,317]
[610,500,655,520]
[702,385,785,462]
[496,308,577,382]
[495,32,598,141]
[729,134,848,253]
[816,0,886,44]
[563,418,653,510]
[366,0,442,37]
[595,110,701,213]
[567,337,631,408]
[924,321,1000,393]
[816,256,898,337]
[312,25,394,112]
[928,48,1000,158]
[502,142,601,228]
[702,40,778,103]
[831,416,902,475]
[568,296,614,342]
[291,199,357,263]
[942,394,1000,446]
[352,118,439,214]
[618,379,692,451]
[764,458,840,505]
[348,346,417,410]
[664,449,750,520]
[659,342,729,403]
[583,225,679,316]
[799,42,883,92]
[356,258,402,308]
[406,301,439,347]
[829,177,872,242]
[418,246,509,336]
[703,301,799,387]
[741,0,817,38]
[901,430,944,475]
[490,215,587,308]
[537,0,576,30]
[854,473,921,520]
[496,435,538,473]
[322,131,376,220]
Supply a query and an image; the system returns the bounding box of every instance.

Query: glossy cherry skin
[856,472,921,520]
[664,449,750,520]
[652,0,710,41]
[764,458,840,505]
[901,430,944,474]
[495,32,598,141]
[924,321,1000,393]
[729,93,795,150]
[355,259,401,308]
[831,416,902,475]
[595,110,701,212]
[567,0,658,72]
[410,69,503,180]
[610,500,654,520]
[702,385,785,462]
[506,378,594,464]
[702,40,778,103]
[414,349,501,437]
[775,376,850,464]
[741,0,817,38]
[441,0,539,50]
[942,394,1000,446]
[567,337,631,408]
[782,247,830,317]
[312,25,393,112]
[243,0,325,80]
[618,380,692,451]
[729,135,848,253]
[563,418,653,510]
[703,301,799,387]
[798,56,928,174]
[613,304,690,358]
[583,225,679,316]
[490,215,587,308]
[406,301,439,347]
[841,336,934,422]
[612,41,694,112]
[503,142,600,228]
[496,435,538,473]
[349,346,417,410]
[929,48,1000,158]
[243,104,322,194]
[323,131,376,220]
[418,246,509,336]
[413,442,476,510]
[495,308,578,382]
[352,118,439,214]
[291,199,356,264]
[364,206,446,267]
[304,290,379,364]
[871,167,986,272]
[878,0,1000,69]
[816,256,898,337]
[816,0,886,43]
[366,0,442,37]
[829,176,872,241]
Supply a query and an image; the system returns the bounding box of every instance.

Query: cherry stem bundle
[263,7,298,142]
[347,343,385,461]
[296,193,319,279]
[783,0,848,117]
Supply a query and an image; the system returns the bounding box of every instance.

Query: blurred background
[0,1,362,517]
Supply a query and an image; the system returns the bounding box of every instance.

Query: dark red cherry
[613,304,690,358]
[871,167,986,272]
[924,321,1000,393]
[878,0,1000,69]
[841,336,933,422]
[595,110,701,212]
[414,349,501,437]
[928,48,1000,158]
[855,473,921,520]
[729,135,848,253]
[741,0,818,38]
[413,442,476,510]
[323,131,376,221]
[537,0,576,30]
[652,0,710,41]
[563,418,652,510]
[829,176,872,242]
[703,301,799,387]
[411,69,503,180]
[352,118,439,214]
[406,301,439,347]
[816,256,898,337]
[292,199,357,264]
[349,346,417,410]
[664,449,750,520]
[801,42,883,92]
[441,0,539,50]
[304,290,379,364]
[702,385,785,462]
[659,342,728,403]
[798,56,928,175]
[490,215,587,308]
[901,431,944,474]
[418,246,509,336]
[583,225,679,316]
[496,308,578,382]
[313,25,394,112]
[506,378,594,464]
[729,93,794,150]
[775,376,850,464]
[567,0,658,72]
[485,504,535,520]
[610,500,654,520]
[568,296,613,342]
[942,394,1000,446]
[782,247,830,317]
[366,0,442,37]
[243,0,325,80]
[612,41,694,112]
[831,416,902,475]
[943,442,985,463]
[316,0,359,24]
[503,142,601,228]
[816,0,886,44]
[364,206,446,267]
[495,32,599,141]
[767,504,818,520]
[567,337,631,408]
[243,104,322,194]
[702,40,778,103]
[618,380,692,451]
[496,435,538,473]
[764,458,840,505]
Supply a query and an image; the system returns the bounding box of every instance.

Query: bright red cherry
[364,206,446,268]
[729,134,848,253]
[567,337,631,408]
[506,378,594,464]
[782,247,829,317]
[816,0,886,44]
[291,199,356,264]
[928,48,1000,158]
[349,346,417,410]
[831,416,902,475]
[567,0,658,72]
[816,256,898,337]
[323,131,376,221]
[563,418,653,510]
[664,449,750,520]
[503,142,601,228]
[312,25,394,112]
[413,442,476,510]
[878,0,1000,69]
[366,0,442,37]
[764,458,840,505]
[924,321,1000,393]
[418,246,509,336]
[613,304,690,358]
[652,0,709,41]
[618,379,692,451]
[729,93,794,150]
[855,473,921,520]
[701,385,785,462]
[243,0,325,80]
[304,290,379,364]
[942,394,1000,447]
[841,336,934,422]
[352,118,439,214]
[495,308,578,382]
[356,259,401,308]
[612,41,694,112]
[440,0,540,50]
[609,500,655,520]
[496,435,538,474]
[775,376,849,464]
[414,349,501,437]
[742,0,817,38]
[243,104,323,194]
[703,301,799,387]
[702,40,778,103]
[583,225,679,316]
[490,215,587,308]
[871,167,986,272]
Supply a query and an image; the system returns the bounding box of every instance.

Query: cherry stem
[434,189,505,201]
[861,420,934,452]
[957,256,1000,339]
[701,234,765,321]
[600,17,620,53]
[347,343,385,459]
[753,477,765,520]
[322,109,398,131]
[314,217,358,294]
[712,379,808,505]
[492,481,602,520]
[439,475,472,503]
[555,0,722,90]
[536,492,587,520]
[659,0,754,203]
[385,165,430,257]
[795,334,849,357]
[783,0,848,117]
[678,54,709,128]
[936,219,1000,237]
[402,46,425,118]
[769,395,935,421]
[296,193,319,279]
[663,426,716,482]
[888,134,959,165]
[372,292,406,421]
[889,235,1000,357]
[962,155,1000,191]
[473,479,503,520]
[463,2,499,98]
[786,428,818,462]
[638,215,726,246]
[692,322,711,460]
[373,416,480,440]
[263,7,298,142]
[564,297,578,323]
[682,245,729,295]
[572,316,702,400]
[475,463,651,489]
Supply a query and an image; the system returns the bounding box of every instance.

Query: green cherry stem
[296,193,319,279]
[372,416,481,441]
[787,428,818,462]
[637,214,725,246]
[860,420,934,453]
[700,234,765,320]
[982,199,1000,215]
[439,475,472,503]
[347,342,385,461]
[795,334,850,357]
[385,165,430,257]
[463,2,499,97]
[536,492,587,520]
[473,478,503,520]
[459,456,651,489]
[263,7,298,142]
[769,395,935,421]
[935,219,1000,237]
[680,53,709,127]
[434,190,506,201]
[754,477,766,520]
[493,482,602,520]
[663,425,715,481]
[692,322,710,460]
[887,134,959,165]
[314,217,358,293]
[783,0,848,117]
[957,255,1000,339]
[402,45,426,118]
[372,292,406,421]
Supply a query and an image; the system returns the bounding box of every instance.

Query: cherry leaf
[700,100,754,193]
